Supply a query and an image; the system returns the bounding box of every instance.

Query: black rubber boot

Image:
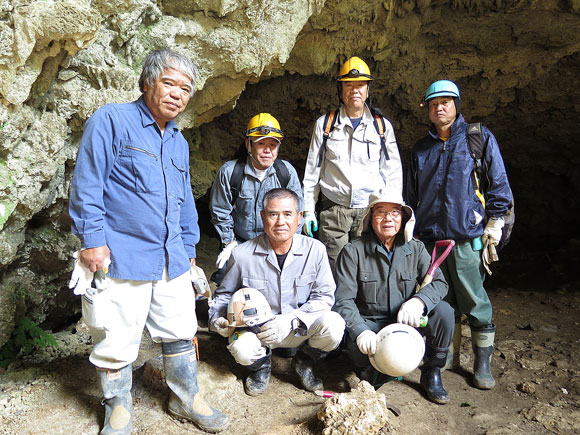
[472,324,496,390]
[291,345,326,392]
[245,353,272,396]
[163,340,229,433]
[96,365,132,435]
[420,346,450,404]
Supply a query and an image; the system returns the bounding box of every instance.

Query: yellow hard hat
[337,56,373,82]
[245,113,284,139]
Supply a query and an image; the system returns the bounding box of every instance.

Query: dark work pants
[344,301,455,369]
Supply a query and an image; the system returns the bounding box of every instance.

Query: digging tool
[415,239,456,326]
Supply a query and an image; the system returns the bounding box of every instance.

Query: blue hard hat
[425,80,460,101]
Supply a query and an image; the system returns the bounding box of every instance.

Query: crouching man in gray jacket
[209,188,345,396]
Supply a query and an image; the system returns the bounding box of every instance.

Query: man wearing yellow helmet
[210,113,303,284]
[302,56,403,266]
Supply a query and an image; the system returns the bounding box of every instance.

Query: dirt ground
[1,240,579,435]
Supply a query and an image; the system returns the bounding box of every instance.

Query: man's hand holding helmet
[356,329,377,355]
[210,317,231,338]
[257,314,297,345]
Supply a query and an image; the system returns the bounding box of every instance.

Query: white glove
[190,264,210,297]
[302,212,318,237]
[482,217,504,246]
[210,317,231,338]
[216,240,238,269]
[356,330,377,355]
[257,314,296,345]
[68,251,93,296]
[397,297,426,328]
[482,239,499,276]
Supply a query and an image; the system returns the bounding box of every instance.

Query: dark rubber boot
[96,365,132,435]
[420,346,450,404]
[291,345,326,392]
[472,324,496,390]
[245,354,272,396]
[163,340,229,433]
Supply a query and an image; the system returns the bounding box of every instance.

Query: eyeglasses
[373,209,403,219]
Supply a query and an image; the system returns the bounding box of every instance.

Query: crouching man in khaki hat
[333,187,455,404]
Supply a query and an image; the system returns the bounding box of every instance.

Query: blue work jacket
[209,158,303,244]
[69,97,199,280]
[405,114,512,243]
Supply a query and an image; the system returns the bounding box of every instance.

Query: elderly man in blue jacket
[69,49,228,433]
[406,80,513,391]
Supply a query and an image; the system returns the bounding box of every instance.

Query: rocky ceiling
[0,0,578,345]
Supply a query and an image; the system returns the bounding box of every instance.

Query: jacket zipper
[125,145,158,161]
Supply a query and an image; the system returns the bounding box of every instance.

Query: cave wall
[0,0,579,346]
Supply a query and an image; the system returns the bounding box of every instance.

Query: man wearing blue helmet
[405,80,513,392]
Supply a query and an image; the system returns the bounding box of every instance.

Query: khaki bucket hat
[359,187,416,242]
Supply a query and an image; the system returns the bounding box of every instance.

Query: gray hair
[263,188,301,213]
[138,49,198,93]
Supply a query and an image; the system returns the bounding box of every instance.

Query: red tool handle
[426,239,456,278]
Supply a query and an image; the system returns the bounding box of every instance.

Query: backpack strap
[273,159,290,188]
[317,110,338,167]
[467,123,487,209]
[230,157,291,205]
[370,109,389,161]
[229,157,246,204]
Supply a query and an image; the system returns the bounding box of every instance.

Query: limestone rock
[317,381,389,435]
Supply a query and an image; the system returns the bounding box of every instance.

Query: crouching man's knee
[226,329,269,366]
[308,311,346,352]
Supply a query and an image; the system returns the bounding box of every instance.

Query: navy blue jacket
[405,114,512,243]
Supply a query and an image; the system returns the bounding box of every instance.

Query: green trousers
[427,239,492,329]
[318,204,366,267]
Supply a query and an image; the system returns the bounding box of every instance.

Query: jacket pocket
[294,273,315,306]
[325,135,343,162]
[241,278,268,291]
[358,272,379,303]
[169,157,187,203]
[118,141,159,193]
[399,271,417,296]
[236,188,255,218]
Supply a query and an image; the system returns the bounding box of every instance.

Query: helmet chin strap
[248,150,261,168]
[246,139,258,166]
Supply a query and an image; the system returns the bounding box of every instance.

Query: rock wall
[0,0,579,346]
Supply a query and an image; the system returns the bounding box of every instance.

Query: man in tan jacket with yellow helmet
[302,57,402,266]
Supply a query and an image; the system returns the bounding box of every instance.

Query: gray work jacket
[209,233,336,329]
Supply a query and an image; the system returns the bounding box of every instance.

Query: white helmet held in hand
[227,287,273,328]
[369,323,425,377]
